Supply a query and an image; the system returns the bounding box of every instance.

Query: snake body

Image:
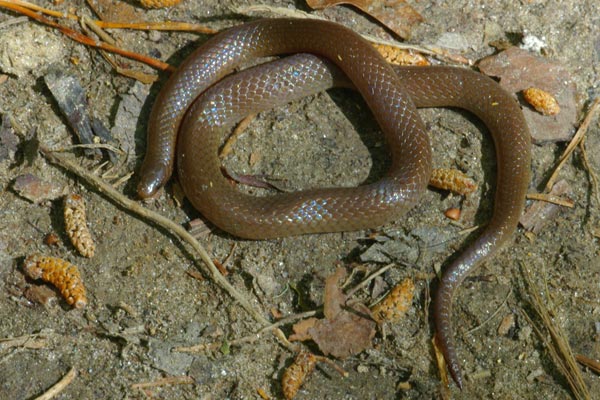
[137,19,531,388]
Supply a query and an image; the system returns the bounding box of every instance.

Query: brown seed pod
[522,87,560,116]
[282,352,318,400]
[371,278,415,324]
[139,0,182,8]
[64,194,95,258]
[429,168,477,195]
[444,207,461,221]
[23,254,87,309]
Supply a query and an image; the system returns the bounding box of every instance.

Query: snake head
[137,164,168,199]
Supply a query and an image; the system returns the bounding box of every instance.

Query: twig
[0,333,49,350]
[80,14,160,83]
[39,148,278,334]
[220,113,257,159]
[4,0,79,21]
[96,21,217,34]
[0,15,28,28]
[34,367,77,400]
[345,263,395,298]
[52,143,125,155]
[465,290,511,335]
[545,98,600,192]
[519,263,590,400]
[131,375,194,390]
[81,14,115,46]
[526,192,574,208]
[2,0,216,33]
[232,5,322,20]
[314,354,349,377]
[175,310,317,354]
[576,354,600,375]
[0,1,173,72]
[578,138,600,207]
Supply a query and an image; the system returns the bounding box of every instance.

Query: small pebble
[497,313,516,336]
[13,174,65,203]
[444,207,461,221]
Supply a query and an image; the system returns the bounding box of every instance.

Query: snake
[136,18,531,388]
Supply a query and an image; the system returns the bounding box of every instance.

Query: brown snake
[137,18,531,388]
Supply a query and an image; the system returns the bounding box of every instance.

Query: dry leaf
[88,0,143,23]
[289,317,318,342]
[322,267,347,319]
[289,268,376,357]
[308,302,376,358]
[306,0,423,39]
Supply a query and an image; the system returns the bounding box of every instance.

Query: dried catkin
[282,352,318,400]
[139,0,182,8]
[371,278,415,323]
[429,168,477,195]
[64,194,95,258]
[522,87,560,116]
[372,43,430,66]
[23,254,87,309]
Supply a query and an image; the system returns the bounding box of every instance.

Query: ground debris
[44,67,116,160]
[12,173,66,203]
[306,0,423,39]
[0,24,67,77]
[0,114,18,163]
[87,0,144,23]
[290,268,376,359]
[111,81,150,166]
[429,167,477,195]
[520,179,572,233]
[478,47,577,143]
[359,233,418,264]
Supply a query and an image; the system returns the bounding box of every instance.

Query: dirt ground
[1,0,599,399]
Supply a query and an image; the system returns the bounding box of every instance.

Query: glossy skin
[137,19,531,388]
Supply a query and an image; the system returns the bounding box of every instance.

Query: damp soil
[1,1,599,399]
